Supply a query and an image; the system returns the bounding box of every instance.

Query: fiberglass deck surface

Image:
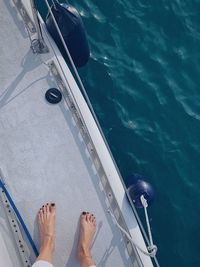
[0,1,134,266]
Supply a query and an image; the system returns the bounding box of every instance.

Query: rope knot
[148,245,158,257]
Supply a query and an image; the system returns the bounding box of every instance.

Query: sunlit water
[38,1,200,266]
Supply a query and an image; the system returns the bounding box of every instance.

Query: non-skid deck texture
[0,1,133,266]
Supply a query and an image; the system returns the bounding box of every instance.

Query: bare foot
[36,203,56,264]
[77,212,96,266]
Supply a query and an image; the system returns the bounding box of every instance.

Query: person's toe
[88,214,94,223]
[37,210,40,219]
[46,203,50,213]
[42,205,45,213]
[38,208,44,223]
[80,211,87,222]
[50,203,56,216]
[91,214,95,223]
[86,212,90,222]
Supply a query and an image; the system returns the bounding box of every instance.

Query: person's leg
[32,203,56,267]
[77,212,96,267]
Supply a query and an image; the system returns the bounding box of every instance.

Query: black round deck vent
[45,88,62,104]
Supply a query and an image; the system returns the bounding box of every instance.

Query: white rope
[140,195,155,250]
[108,209,157,258]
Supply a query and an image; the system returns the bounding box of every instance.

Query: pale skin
[36,203,96,267]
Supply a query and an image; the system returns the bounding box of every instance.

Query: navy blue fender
[46,3,90,67]
[127,174,155,208]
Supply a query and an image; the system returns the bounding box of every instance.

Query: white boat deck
[0,1,153,267]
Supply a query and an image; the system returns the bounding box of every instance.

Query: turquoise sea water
[38,1,200,266]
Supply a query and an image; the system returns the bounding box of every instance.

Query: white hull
[0,1,155,266]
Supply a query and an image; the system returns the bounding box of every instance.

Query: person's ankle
[41,235,55,251]
[78,244,92,260]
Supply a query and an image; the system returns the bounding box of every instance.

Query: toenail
[86,212,89,214]
[42,205,44,207]
[91,214,94,216]
[51,203,55,206]
[82,211,86,215]
[46,203,49,205]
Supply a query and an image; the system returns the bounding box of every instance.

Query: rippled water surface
[38,1,200,266]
